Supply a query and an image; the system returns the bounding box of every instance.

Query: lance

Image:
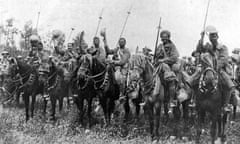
[118,5,133,43]
[200,0,211,43]
[153,17,162,62]
[67,28,75,42]
[36,11,40,31]
[135,46,139,54]
[95,8,104,37]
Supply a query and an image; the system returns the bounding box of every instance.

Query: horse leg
[135,101,140,123]
[30,94,36,118]
[220,113,228,143]
[182,100,189,121]
[23,94,30,122]
[210,116,217,144]
[50,96,57,121]
[233,106,237,120]
[87,97,93,128]
[163,102,169,123]
[144,102,154,139]
[153,102,161,142]
[100,97,108,126]
[43,99,47,115]
[15,90,21,105]
[76,97,84,125]
[196,110,205,144]
[59,97,64,113]
[124,96,130,122]
[108,98,115,125]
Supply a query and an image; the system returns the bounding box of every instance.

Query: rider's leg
[220,70,235,112]
[161,63,177,108]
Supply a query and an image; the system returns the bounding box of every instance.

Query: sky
[0,0,240,56]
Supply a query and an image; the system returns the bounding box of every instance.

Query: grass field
[0,97,240,144]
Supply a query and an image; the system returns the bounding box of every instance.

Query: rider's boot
[223,87,234,113]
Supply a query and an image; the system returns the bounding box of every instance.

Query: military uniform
[187,27,235,112]
[104,40,131,97]
[154,42,179,82]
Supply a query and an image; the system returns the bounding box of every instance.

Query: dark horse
[191,67,229,144]
[38,58,70,120]
[129,54,166,143]
[74,54,119,127]
[6,57,39,121]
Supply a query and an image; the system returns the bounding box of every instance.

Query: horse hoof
[169,136,176,141]
[152,140,158,144]
[182,136,188,142]
[85,129,90,134]
[214,137,221,144]
[50,117,56,121]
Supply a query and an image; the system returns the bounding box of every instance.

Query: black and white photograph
[0,0,240,143]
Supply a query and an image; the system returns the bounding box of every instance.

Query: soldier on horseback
[86,36,106,63]
[154,30,179,109]
[28,34,43,67]
[101,30,130,99]
[188,26,235,112]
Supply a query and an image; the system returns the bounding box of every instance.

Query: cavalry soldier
[188,26,235,112]
[154,30,180,108]
[56,42,78,62]
[28,34,43,67]
[101,30,130,98]
[86,36,106,63]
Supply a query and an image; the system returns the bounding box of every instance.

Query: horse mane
[14,57,33,71]
[129,54,153,70]
[80,54,93,68]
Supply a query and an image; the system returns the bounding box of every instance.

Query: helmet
[205,25,218,34]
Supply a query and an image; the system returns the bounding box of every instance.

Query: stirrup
[223,104,232,113]
[188,102,196,108]
[170,100,177,108]
[43,94,50,100]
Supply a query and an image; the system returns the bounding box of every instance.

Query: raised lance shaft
[95,8,104,37]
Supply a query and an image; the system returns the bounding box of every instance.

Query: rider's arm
[102,34,115,55]
[162,44,179,65]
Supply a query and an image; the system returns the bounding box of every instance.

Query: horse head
[129,54,153,82]
[77,54,93,78]
[8,57,20,79]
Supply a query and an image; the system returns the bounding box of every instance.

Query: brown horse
[38,58,70,120]
[129,54,165,142]
[192,67,229,144]
[6,57,39,121]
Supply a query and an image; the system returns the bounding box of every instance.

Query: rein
[78,67,106,90]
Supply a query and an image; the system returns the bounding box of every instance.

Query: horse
[190,67,229,144]
[99,63,120,126]
[38,58,70,120]
[128,54,165,142]
[74,54,119,127]
[6,57,39,121]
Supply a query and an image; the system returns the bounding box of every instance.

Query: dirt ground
[0,98,240,144]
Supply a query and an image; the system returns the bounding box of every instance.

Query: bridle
[77,59,106,90]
